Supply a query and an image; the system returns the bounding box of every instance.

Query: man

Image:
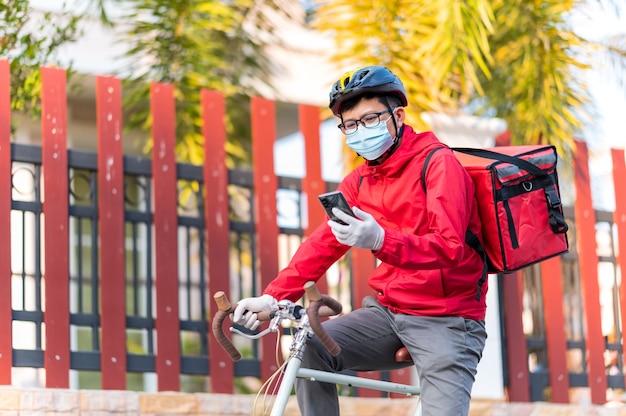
[233,65,487,416]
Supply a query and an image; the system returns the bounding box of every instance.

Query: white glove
[328,206,385,251]
[231,294,277,331]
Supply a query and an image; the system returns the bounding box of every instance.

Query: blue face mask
[345,116,394,160]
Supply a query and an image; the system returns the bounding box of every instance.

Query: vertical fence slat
[502,271,530,401]
[540,257,569,402]
[389,367,413,399]
[41,66,70,388]
[299,104,328,295]
[351,249,376,308]
[299,104,324,231]
[612,149,626,391]
[96,76,127,389]
[0,60,12,384]
[573,140,607,404]
[150,82,181,391]
[202,89,234,392]
[251,96,281,384]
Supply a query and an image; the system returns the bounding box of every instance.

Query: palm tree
[311,0,626,158]
[84,0,297,167]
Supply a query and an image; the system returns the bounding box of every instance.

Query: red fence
[0,59,12,385]
[2,60,626,405]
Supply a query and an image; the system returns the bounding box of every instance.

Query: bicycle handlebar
[212,291,242,361]
[211,281,343,362]
[302,281,343,356]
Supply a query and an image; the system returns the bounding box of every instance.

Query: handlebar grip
[304,281,343,356]
[211,292,242,362]
[304,280,322,301]
[214,291,232,312]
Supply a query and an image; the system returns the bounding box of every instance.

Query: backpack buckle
[545,187,562,209]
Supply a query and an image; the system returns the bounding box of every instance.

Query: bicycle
[212,281,422,416]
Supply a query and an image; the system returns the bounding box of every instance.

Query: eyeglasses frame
[337,108,396,135]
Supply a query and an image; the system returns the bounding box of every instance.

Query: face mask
[345,116,394,160]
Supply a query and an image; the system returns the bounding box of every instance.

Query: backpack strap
[464,229,489,301]
[422,147,487,301]
[421,147,444,193]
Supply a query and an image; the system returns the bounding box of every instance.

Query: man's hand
[328,206,385,251]
[232,294,278,331]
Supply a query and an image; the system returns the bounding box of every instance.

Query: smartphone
[318,191,356,225]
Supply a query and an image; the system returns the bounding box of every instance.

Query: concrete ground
[2,387,626,415]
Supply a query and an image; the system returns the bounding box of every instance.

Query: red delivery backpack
[422,145,569,275]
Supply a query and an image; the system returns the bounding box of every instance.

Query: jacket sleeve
[263,173,363,301]
[375,150,476,270]
[263,208,350,302]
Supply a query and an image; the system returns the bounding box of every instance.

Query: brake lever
[227,300,302,339]
[229,310,283,339]
[229,325,274,339]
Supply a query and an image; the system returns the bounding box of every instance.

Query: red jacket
[265,125,487,320]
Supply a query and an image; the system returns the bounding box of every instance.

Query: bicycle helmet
[329,66,408,116]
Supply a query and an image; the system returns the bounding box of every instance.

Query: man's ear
[395,107,406,124]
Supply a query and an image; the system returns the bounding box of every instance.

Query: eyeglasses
[337,109,394,135]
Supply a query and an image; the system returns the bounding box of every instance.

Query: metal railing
[4,63,626,404]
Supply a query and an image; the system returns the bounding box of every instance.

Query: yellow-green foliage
[311,0,625,160]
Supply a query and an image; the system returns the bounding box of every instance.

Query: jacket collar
[361,125,445,178]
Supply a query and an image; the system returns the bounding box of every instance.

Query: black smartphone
[318,191,356,225]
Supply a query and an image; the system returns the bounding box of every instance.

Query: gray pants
[295,296,487,416]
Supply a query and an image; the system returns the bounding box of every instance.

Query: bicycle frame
[213,283,422,416]
[268,313,421,416]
